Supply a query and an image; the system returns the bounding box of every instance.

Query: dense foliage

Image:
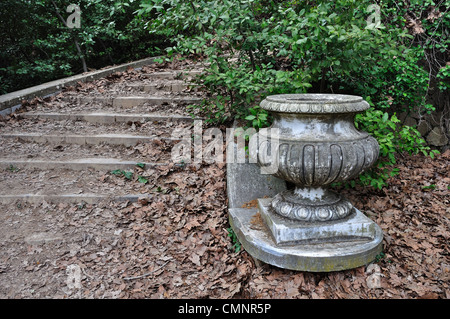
[138,0,448,188]
[0,0,169,94]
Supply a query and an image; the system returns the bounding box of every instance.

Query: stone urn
[255,93,379,222]
[230,93,384,272]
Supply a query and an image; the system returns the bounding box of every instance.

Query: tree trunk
[51,0,88,73]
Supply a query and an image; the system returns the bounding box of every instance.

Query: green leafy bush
[138,0,448,188]
[355,109,438,189]
[437,65,450,91]
[0,0,169,94]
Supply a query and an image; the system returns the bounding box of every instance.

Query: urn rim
[261,93,369,114]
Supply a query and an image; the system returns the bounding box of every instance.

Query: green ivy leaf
[138,176,148,184]
[123,171,133,180]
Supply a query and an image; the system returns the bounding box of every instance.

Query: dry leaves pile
[405,6,443,36]
[110,162,252,298]
[73,146,448,299]
[234,150,450,299]
[1,140,447,299]
[1,58,448,299]
[337,150,450,299]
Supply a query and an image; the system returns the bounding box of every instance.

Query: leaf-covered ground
[0,60,448,299]
[3,143,447,299]
[111,147,450,299]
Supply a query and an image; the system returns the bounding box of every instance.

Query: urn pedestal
[228,94,383,272]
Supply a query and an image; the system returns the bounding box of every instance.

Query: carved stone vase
[256,94,379,222]
[231,94,384,272]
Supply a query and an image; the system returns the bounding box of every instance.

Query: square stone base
[258,198,378,245]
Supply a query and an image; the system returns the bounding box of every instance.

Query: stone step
[22,111,197,123]
[0,125,181,165]
[0,193,148,204]
[0,158,168,171]
[28,94,202,117]
[0,164,175,205]
[1,116,193,138]
[0,133,178,147]
[112,96,202,108]
[0,144,175,166]
[127,83,198,93]
[62,95,202,107]
[142,70,202,80]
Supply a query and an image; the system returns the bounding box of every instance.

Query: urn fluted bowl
[254,94,380,222]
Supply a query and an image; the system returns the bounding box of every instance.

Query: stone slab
[258,197,378,245]
[229,207,383,272]
[0,133,177,147]
[22,112,197,123]
[0,193,148,205]
[128,83,198,93]
[226,135,286,209]
[426,126,449,147]
[0,158,165,171]
[112,96,202,108]
[24,233,65,245]
[142,70,202,80]
[62,96,114,105]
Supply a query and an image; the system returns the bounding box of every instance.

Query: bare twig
[81,266,94,280]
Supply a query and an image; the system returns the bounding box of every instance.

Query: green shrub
[437,65,450,91]
[138,0,448,189]
[0,0,169,94]
[355,109,438,189]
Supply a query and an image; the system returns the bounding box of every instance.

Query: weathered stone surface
[0,193,148,204]
[22,112,196,123]
[226,162,286,209]
[397,110,450,148]
[254,108,379,189]
[366,264,382,289]
[426,127,449,146]
[0,133,176,147]
[112,96,202,108]
[24,232,64,245]
[228,206,383,272]
[260,93,369,113]
[228,94,384,272]
[258,197,379,244]
[131,83,198,93]
[253,95,379,223]
[429,111,443,127]
[0,158,163,171]
[417,120,431,136]
[269,188,354,222]
[142,70,202,80]
[226,138,286,209]
[403,115,417,128]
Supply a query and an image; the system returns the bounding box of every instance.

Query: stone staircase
[0,63,248,299]
[0,68,203,205]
